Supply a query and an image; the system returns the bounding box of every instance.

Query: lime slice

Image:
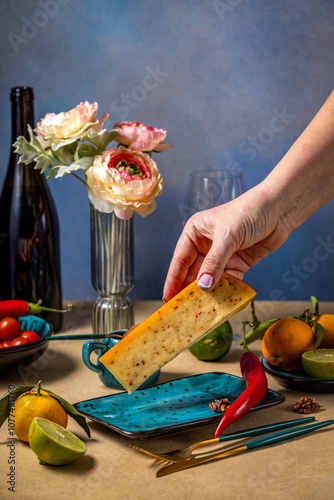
[28,417,87,466]
[188,321,233,361]
[301,349,334,379]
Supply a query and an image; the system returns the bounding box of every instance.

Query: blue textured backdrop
[1,0,334,303]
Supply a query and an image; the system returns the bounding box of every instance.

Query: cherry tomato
[10,337,30,347]
[1,340,12,348]
[20,330,40,342]
[0,317,21,341]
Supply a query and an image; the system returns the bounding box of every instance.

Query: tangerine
[314,314,334,348]
[261,318,315,372]
[13,389,68,442]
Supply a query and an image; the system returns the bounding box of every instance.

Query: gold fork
[156,419,334,477]
[129,416,315,463]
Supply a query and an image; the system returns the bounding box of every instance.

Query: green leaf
[27,125,45,152]
[13,136,40,163]
[100,129,121,150]
[42,389,91,437]
[0,385,35,428]
[46,166,59,179]
[83,128,120,152]
[75,141,98,160]
[311,296,319,317]
[34,154,53,173]
[72,157,95,170]
[53,143,76,164]
[313,322,324,351]
[54,159,92,178]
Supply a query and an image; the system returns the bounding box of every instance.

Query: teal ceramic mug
[82,331,160,390]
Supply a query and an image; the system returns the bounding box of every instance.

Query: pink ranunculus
[85,146,164,219]
[35,102,109,150]
[112,121,166,151]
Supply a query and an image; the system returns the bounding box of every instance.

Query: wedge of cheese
[100,273,256,394]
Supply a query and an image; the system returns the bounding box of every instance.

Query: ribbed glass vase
[90,204,134,334]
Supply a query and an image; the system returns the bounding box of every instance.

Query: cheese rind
[100,273,256,393]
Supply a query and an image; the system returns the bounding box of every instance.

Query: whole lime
[301,349,334,379]
[189,321,233,361]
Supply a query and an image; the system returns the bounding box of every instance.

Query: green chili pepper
[239,318,280,346]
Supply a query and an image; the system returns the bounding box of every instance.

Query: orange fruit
[314,314,334,348]
[13,390,68,442]
[261,318,315,372]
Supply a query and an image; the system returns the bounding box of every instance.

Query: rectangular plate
[74,372,284,439]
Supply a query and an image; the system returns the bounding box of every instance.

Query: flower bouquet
[14,101,170,219]
[14,101,171,333]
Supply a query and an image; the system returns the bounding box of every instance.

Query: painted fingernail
[198,273,214,290]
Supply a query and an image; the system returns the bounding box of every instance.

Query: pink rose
[35,102,109,150]
[85,146,164,219]
[113,121,167,151]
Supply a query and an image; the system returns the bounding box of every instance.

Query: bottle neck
[7,87,46,188]
[11,87,35,142]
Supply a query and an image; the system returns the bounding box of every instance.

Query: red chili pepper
[214,342,268,438]
[0,300,73,319]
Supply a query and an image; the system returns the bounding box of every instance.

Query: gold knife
[156,419,334,477]
[156,443,246,477]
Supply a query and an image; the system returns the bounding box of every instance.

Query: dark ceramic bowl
[0,315,53,375]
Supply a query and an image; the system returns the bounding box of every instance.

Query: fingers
[163,205,250,300]
[162,231,200,301]
[197,240,253,290]
[196,239,232,290]
[163,210,237,300]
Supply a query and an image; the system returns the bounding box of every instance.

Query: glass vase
[90,204,134,334]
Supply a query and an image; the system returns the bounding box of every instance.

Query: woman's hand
[163,183,290,301]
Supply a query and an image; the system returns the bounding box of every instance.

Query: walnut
[209,398,231,413]
[293,397,320,414]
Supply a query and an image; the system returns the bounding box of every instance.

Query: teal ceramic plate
[74,372,284,438]
[262,357,334,393]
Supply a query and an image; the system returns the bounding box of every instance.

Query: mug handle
[82,341,109,374]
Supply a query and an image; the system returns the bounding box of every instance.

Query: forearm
[262,89,334,233]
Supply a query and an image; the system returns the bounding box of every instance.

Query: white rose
[35,101,108,150]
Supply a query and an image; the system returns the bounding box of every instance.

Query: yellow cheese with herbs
[100,273,256,393]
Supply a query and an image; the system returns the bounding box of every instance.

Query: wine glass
[182,169,246,224]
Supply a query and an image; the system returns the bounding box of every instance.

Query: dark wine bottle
[0,87,63,331]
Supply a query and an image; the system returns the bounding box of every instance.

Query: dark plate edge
[262,357,334,384]
[262,357,334,393]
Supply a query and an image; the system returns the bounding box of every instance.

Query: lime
[301,349,334,379]
[28,417,87,466]
[189,321,233,361]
